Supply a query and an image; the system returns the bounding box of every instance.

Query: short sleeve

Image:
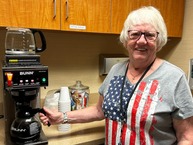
[172,74,193,119]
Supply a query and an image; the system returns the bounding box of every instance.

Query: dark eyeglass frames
[128,30,159,42]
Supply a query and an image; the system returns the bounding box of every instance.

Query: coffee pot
[5,27,46,55]
[10,106,46,142]
[8,88,49,143]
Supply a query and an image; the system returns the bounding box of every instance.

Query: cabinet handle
[65,0,69,20]
[53,0,56,18]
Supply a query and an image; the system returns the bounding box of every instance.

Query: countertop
[0,93,105,145]
[42,120,105,145]
[0,119,105,145]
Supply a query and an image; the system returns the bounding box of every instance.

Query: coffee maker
[2,28,49,145]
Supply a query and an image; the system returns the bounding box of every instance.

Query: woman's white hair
[119,6,167,52]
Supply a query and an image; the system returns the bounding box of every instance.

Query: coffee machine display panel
[3,66,48,89]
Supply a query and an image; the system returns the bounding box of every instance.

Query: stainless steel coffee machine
[2,27,49,145]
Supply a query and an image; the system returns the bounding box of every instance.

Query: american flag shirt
[99,61,193,145]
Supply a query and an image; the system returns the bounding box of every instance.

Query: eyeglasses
[128,30,159,42]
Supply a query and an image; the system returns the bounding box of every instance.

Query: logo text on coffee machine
[20,71,34,75]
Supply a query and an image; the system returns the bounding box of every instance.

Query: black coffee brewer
[2,27,48,145]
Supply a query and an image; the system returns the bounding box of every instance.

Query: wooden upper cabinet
[61,0,111,33]
[111,0,185,37]
[0,0,60,30]
[0,0,184,36]
[151,0,185,37]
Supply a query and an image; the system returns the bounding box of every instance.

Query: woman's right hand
[39,107,64,125]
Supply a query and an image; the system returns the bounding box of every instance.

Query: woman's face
[126,24,158,63]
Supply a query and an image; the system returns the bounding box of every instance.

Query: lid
[6,27,31,32]
[69,80,89,90]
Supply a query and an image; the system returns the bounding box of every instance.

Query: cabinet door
[151,0,184,37]
[111,0,184,37]
[0,0,60,30]
[61,0,111,33]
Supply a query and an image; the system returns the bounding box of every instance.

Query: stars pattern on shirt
[102,75,134,122]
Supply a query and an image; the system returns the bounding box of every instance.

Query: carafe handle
[36,108,51,127]
[31,29,47,53]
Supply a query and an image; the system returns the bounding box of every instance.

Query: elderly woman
[40,6,193,145]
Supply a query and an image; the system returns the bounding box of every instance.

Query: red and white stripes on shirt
[105,80,159,145]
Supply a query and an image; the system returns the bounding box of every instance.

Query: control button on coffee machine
[5,72,13,87]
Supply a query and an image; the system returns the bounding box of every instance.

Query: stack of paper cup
[58,87,71,132]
